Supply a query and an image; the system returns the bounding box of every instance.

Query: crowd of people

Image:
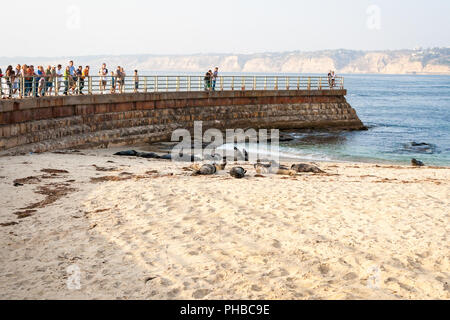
[0,62,337,98]
[0,61,140,99]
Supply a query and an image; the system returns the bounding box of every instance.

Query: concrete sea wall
[0,90,365,155]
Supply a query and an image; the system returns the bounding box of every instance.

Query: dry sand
[0,148,449,300]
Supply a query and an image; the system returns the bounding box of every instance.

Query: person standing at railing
[45,66,53,96]
[14,65,21,97]
[24,65,32,97]
[68,61,77,95]
[327,70,332,88]
[5,66,13,98]
[98,63,108,94]
[37,66,46,97]
[49,66,56,96]
[0,68,4,99]
[134,70,139,93]
[212,67,219,91]
[331,71,336,89]
[30,66,39,97]
[110,70,116,93]
[12,70,19,97]
[204,71,212,91]
[81,66,89,95]
[120,67,126,93]
[63,66,71,96]
[0,68,6,99]
[75,66,82,94]
[114,66,122,93]
[55,64,63,95]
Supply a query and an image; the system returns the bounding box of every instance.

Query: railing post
[220,76,223,91]
[341,77,344,89]
[319,77,322,90]
[307,77,311,90]
[275,77,278,90]
[88,76,92,94]
[188,76,191,91]
[264,77,267,90]
[144,77,148,93]
[176,76,180,92]
[286,77,289,90]
[231,76,234,91]
[241,76,245,91]
[155,76,158,92]
[297,77,300,90]
[166,76,169,92]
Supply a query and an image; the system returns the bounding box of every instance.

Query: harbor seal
[254,160,296,176]
[411,158,425,167]
[191,162,227,176]
[136,152,161,159]
[114,150,139,156]
[291,163,325,174]
[230,167,247,179]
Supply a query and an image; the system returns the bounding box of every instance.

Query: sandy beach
[0,148,448,300]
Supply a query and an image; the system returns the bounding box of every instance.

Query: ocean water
[279,74,450,166]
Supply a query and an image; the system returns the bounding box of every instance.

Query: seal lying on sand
[160,151,201,162]
[137,152,161,159]
[204,153,223,161]
[411,158,425,167]
[291,163,325,174]
[115,150,161,159]
[230,167,247,179]
[254,160,296,176]
[191,162,227,176]
[114,150,139,157]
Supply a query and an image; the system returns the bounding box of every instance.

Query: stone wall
[0,90,365,155]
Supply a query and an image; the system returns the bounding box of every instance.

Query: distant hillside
[1,48,449,74]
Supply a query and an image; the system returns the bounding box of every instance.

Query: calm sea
[278,74,450,166]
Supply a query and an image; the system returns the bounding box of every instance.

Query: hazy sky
[1,0,449,57]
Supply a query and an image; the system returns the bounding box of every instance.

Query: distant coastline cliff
[2,48,449,75]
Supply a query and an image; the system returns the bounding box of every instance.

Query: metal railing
[0,75,344,99]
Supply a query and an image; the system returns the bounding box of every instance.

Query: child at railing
[134,70,139,93]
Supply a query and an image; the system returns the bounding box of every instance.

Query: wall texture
[0,90,365,155]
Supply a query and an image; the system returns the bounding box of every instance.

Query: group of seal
[115,149,326,179]
[254,160,326,176]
